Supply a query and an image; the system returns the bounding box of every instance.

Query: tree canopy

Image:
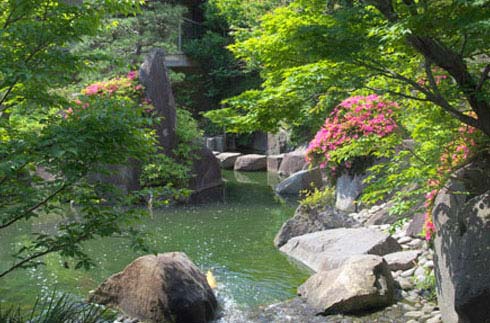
[206,0,490,137]
[204,0,490,226]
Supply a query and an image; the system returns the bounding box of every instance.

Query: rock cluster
[272,199,442,322]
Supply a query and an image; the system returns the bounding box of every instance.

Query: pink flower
[127,71,137,80]
[135,84,143,91]
[85,84,100,95]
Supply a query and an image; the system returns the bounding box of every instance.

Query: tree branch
[0,183,68,230]
[0,249,53,279]
[363,86,430,102]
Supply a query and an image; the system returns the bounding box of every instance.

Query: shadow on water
[0,170,310,315]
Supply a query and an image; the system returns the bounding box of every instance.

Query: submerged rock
[234,154,267,171]
[298,255,395,314]
[88,252,217,323]
[274,205,359,248]
[279,227,401,272]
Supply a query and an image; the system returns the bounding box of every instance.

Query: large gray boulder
[88,252,217,323]
[335,171,366,212]
[216,152,242,169]
[139,49,177,152]
[274,205,359,248]
[280,227,401,272]
[275,168,323,196]
[188,146,223,203]
[140,50,222,203]
[298,255,395,315]
[234,154,267,171]
[278,147,308,177]
[432,156,490,323]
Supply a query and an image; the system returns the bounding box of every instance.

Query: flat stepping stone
[383,250,422,271]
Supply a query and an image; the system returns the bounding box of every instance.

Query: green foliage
[175,1,261,125]
[140,108,201,201]
[0,292,116,323]
[204,0,490,217]
[300,186,335,209]
[207,0,285,28]
[0,0,168,278]
[206,0,490,138]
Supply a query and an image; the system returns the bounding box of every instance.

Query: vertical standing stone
[432,157,490,323]
[139,48,177,153]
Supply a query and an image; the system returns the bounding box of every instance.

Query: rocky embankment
[259,202,442,323]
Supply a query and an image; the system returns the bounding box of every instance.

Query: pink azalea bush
[306,94,399,171]
[65,71,152,118]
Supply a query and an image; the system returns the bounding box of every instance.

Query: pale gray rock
[267,154,284,173]
[298,255,395,314]
[280,227,401,272]
[234,154,267,171]
[267,130,289,155]
[383,250,421,271]
[278,147,307,177]
[335,171,366,212]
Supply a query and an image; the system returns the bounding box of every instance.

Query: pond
[0,170,310,320]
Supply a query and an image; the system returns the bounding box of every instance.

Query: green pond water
[0,170,310,316]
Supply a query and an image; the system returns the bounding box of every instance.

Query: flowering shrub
[306,94,399,173]
[65,71,152,119]
[422,124,478,240]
